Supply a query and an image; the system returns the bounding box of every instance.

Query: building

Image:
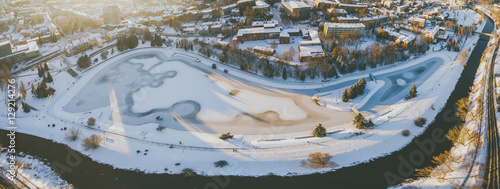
[314,0,334,10]
[323,22,365,37]
[252,20,279,27]
[409,17,426,28]
[396,4,410,13]
[338,3,368,13]
[106,27,129,40]
[64,37,90,56]
[279,28,300,44]
[103,5,121,26]
[0,40,40,66]
[0,40,12,57]
[360,15,389,28]
[338,16,360,23]
[235,26,281,42]
[281,0,311,20]
[327,8,348,18]
[253,0,270,14]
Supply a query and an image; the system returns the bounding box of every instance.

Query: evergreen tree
[312,123,327,137]
[37,66,44,77]
[282,67,287,80]
[128,34,138,49]
[144,30,152,41]
[44,63,49,71]
[409,84,417,99]
[300,69,306,81]
[342,89,349,102]
[354,113,366,129]
[367,119,374,127]
[45,72,53,83]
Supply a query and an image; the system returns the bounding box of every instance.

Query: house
[281,0,311,19]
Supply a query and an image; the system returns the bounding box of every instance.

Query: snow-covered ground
[0,8,488,180]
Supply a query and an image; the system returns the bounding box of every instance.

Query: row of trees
[342,78,367,102]
[117,34,139,51]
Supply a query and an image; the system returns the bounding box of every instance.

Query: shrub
[181,168,197,177]
[301,152,336,169]
[455,97,470,122]
[87,117,96,126]
[219,133,233,140]
[214,160,228,168]
[65,128,81,141]
[224,69,228,73]
[432,150,451,166]
[212,64,217,69]
[415,166,433,177]
[409,84,417,99]
[413,117,426,127]
[82,135,103,150]
[402,130,410,136]
[156,125,166,131]
[312,124,327,137]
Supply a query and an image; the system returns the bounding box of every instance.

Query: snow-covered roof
[237,27,281,36]
[324,22,365,28]
[283,0,310,9]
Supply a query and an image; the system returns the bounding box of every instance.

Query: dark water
[0,18,494,189]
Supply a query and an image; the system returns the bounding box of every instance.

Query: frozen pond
[63,51,307,127]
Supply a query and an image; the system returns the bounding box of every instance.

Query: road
[485,42,500,189]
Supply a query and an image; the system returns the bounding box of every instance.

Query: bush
[415,166,433,177]
[219,133,234,140]
[301,152,336,169]
[224,69,228,73]
[82,135,103,150]
[409,84,417,99]
[402,130,410,136]
[312,124,327,137]
[212,64,217,69]
[156,125,166,131]
[181,168,197,177]
[214,160,228,168]
[65,128,81,141]
[87,117,96,126]
[413,117,426,127]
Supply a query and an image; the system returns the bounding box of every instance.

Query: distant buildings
[281,0,311,20]
[323,22,365,37]
[103,5,121,26]
[0,40,40,66]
